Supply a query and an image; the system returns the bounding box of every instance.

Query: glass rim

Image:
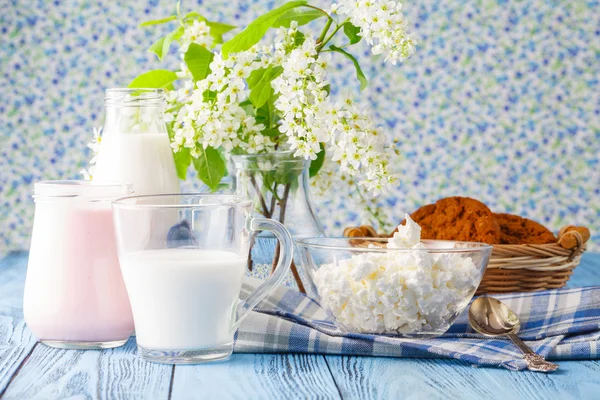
[112,193,254,209]
[105,88,165,107]
[105,88,165,95]
[33,180,133,199]
[230,151,309,169]
[231,150,304,161]
[295,237,494,253]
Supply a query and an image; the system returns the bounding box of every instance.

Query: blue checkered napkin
[234,279,600,371]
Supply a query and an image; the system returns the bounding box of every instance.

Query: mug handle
[231,217,293,332]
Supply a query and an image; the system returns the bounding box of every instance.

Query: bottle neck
[103,88,167,135]
[104,106,167,135]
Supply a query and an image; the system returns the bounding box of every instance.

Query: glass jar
[230,151,324,292]
[93,88,180,195]
[24,181,134,349]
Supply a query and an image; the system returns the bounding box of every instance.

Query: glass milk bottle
[93,88,180,195]
[24,181,135,349]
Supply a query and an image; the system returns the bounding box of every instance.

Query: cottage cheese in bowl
[300,215,491,336]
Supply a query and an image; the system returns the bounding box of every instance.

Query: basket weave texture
[343,225,588,295]
[477,240,586,294]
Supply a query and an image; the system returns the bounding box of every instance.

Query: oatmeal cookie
[399,197,502,244]
[494,213,556,244]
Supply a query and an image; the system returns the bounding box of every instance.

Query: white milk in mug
[120,249,247,350]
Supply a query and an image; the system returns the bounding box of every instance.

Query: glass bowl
[295,238,493,338]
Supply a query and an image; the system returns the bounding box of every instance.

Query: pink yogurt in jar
[24,181,134,349]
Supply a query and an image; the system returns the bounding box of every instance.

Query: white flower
[80,166,94,181]
[335,0,416,64]
[176,60,192,79]
[272,36,331,159]
[245,134,274,154]
[176,80,195,102]
[180,19,212,53]
[81,126,100,181]
[81,126,103,177]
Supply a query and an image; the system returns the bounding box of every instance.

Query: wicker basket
[343,225,589,295]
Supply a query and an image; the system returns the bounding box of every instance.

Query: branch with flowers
[79,0,416,290]
[127,0,414,195]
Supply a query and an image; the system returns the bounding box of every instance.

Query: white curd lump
[313,215,481,334]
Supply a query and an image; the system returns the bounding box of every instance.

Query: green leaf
[247,68,267,89]
[222,0,307,57]
[207,22,236,35]
[193,147,226,191]
[272,7,325,28]
[139,15,177,27]
[184,43,214,82]
[203,90,217,102]
[148,27,183,61]
[171,25,184,41]
[343,23,362,44]
[309,144,326,177]
[173,148,192,180]
[184,11,206,22]
[255,96,276,129]
[207,22,237,44]
[239,99,254,114]
[292,30,305,46]
[261,128,280,137]
[329,44,368,91]
[148,36,168,60]
[128,70,179,90]
[249,66,283,108]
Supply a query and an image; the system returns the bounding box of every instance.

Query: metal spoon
[468,296,559,372]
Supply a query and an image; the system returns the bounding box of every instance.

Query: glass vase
[230,151,324,292]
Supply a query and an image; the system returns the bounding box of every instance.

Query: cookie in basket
[494,213,556,244]
[400,197,502,244]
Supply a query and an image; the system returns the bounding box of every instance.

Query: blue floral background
[1,0,598,253]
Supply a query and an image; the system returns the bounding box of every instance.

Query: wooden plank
[324,356,600,400]
[1,252,598,398]
[0,252,37,395]
[170,353,341,399]
[1,338,173,400]
[0,252,29,308]
[0,306,36,397]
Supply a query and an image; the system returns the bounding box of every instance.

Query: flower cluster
[167,20,397,194]
[271,35,331,159]
[326,100,396,194]
[271,28,396,194]
[170,49,274,155]
[169,23,311,157]
[180,19,212,53]
[332,0,415,64]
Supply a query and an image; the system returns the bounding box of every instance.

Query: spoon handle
[506,333,559,372]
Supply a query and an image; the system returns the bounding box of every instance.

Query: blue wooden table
[0,252,599,399]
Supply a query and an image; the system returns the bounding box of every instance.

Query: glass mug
[112,194,293,364]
